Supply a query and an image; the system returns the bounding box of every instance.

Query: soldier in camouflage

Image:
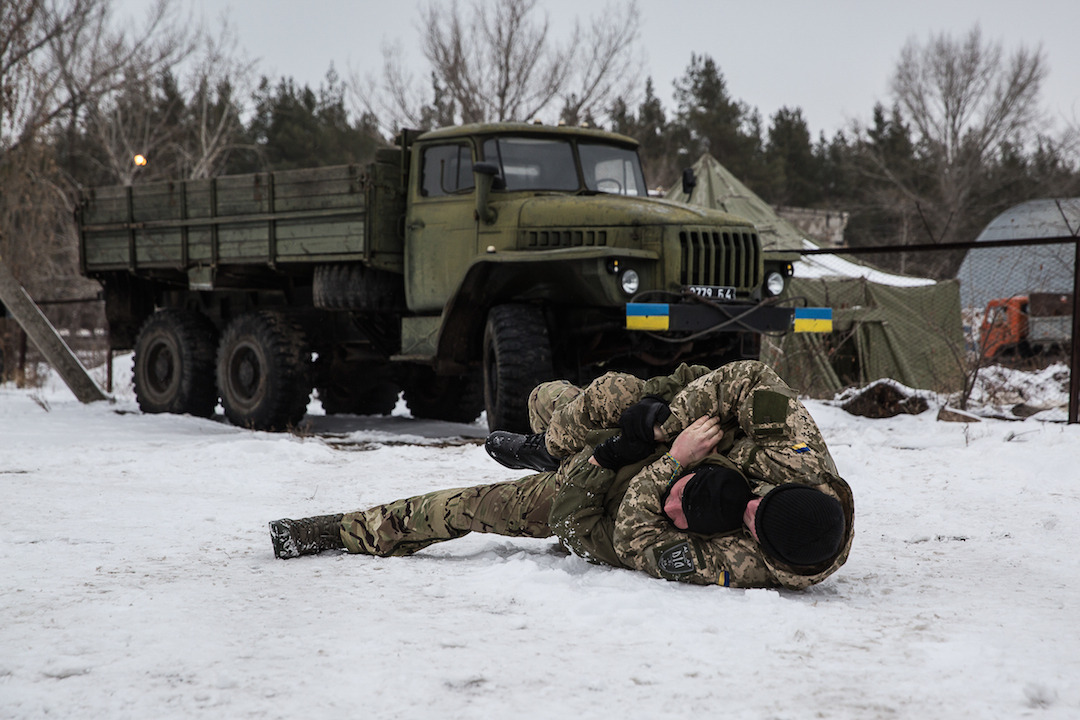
[269,361,853,590]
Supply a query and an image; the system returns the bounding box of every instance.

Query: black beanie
[679,465,753,536]
[755,484,845,568]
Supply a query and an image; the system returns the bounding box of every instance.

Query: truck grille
[679,228,761,290]
[523,229,607,248]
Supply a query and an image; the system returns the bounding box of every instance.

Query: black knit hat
[680,465,753,535]
[755,484,845,568]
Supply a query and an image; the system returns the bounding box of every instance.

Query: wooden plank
[0,259,108,403]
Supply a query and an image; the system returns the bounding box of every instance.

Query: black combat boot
[484,431,560,472]
[269,513,345,559]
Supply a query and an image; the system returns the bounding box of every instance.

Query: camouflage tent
[663,153,804,254]
[666,154,966,397]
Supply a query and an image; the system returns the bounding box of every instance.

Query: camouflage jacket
[549,361,854,590]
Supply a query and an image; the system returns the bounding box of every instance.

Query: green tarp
[666,154,966,397]
[665,153,803,253]
[760,277,966,397]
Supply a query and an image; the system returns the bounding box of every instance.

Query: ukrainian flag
[626,303,670,331]
[794,307,833,333]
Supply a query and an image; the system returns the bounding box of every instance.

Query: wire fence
[770,237,1078,424]
[3,237,1077,425]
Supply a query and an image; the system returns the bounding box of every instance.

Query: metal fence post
[1070,238,1080,424]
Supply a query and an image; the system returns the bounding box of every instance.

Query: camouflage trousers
[339,371,645,556]
[340,472,558,556]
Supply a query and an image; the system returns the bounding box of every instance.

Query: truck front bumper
[626,302,833,335]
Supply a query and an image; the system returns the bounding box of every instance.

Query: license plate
[686,285,736,300]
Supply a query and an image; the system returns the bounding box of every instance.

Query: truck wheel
[216,312,311,431]
[401,367,484,424]
[483,304,554,433]
[318,366,400,415]
[132,309,218,417]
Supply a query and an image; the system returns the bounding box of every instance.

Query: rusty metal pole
[1070,238,1080,424]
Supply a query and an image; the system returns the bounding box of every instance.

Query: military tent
[665,154,966,397]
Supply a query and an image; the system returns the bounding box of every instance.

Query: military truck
[77,122,808,432]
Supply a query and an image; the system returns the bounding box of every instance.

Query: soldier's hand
[591,433,655,470]
[669,415,723,467]
[618,396,671,444]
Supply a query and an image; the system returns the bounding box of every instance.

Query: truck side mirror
[473,162,502,224]
[681,168,697,196]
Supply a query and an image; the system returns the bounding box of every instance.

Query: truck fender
[434,248,659,367]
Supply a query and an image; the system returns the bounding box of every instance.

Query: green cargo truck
[77,122,808,432]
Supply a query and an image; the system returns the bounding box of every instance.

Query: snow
[795,239,937,287]
[3,356,1080,719]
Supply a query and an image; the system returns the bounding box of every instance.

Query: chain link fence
[767,236,1078,424]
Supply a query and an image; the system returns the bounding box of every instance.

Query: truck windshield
[483,138,578,191]
[482,136,647,196]
[579,143,647,196]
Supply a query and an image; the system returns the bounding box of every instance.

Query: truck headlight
[765,271,785,297]
[620,269,640,295]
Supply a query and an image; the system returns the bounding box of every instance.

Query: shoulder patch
[656,540,696,578]
[752,389,791,425]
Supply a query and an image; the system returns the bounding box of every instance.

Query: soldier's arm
[611,455,775,587]
[657,361,839,486]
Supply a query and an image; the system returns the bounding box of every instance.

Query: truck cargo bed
[78,165,371,273]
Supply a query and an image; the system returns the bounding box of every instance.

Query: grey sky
[116,0,1080,139]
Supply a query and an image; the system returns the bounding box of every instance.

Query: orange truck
[980,293,1073,358]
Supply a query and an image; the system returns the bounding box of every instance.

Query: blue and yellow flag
[626,303,670,331]
[794,307,833,333]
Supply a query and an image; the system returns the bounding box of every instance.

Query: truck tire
[483,304,554,433]
[401,367,484,424]
[132,309,218,417]
[318,365,400,415]
[313,264,405,312]
[216,312,311,431]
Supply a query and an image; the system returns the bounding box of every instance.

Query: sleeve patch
[656,540,696,577]
[792,443,810,454]
[752,390,791,425]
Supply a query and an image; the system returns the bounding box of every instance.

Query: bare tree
[0,0,191,351]
[1,0,189,156]
[354,0,642,132]
[82,15,253,183]
[848,26,1051,279]
[892,26,1046,171]
[181,20,253,179]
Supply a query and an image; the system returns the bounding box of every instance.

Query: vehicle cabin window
[421,143,474,197]
[482,138,578,191]
[579,143,648,196]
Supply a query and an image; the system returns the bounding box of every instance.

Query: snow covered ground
[2,357,1079,719]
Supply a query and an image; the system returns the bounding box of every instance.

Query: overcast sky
[116,0,1080,139]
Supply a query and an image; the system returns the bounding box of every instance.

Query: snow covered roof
[794,239,936,287]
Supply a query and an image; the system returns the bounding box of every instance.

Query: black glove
[591,433,655,470]
[619,396,671,444]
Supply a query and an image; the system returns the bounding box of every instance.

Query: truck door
[404,140,479,312]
